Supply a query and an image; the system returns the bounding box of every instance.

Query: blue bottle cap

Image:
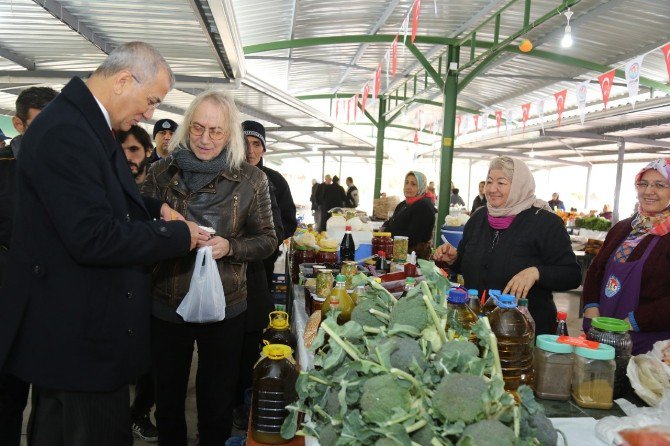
[496,294,517,309]
[448,289,468,304]
[467,289,478,296]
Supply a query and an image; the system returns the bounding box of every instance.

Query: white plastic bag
[177,246,226,323]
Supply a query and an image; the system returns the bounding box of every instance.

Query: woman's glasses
[635,181,670,191]
[189,122,226,141]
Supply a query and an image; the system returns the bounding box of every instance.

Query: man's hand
[185,221,210,250]
[583,306,600,320]
[433,242,458,265]
[160,203,185,221]
[198,236,232,259]
[503,267,540,299]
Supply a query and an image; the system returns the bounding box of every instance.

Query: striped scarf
[614,208,670,263]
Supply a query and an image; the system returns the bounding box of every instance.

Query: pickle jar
[571,343,616,409]
[291,247,315,284]
[316,248,338,269]
[315,269,334,300]
[372,232,393,258]
[311,295,325,314]
[586,317,633,398]
[392,236,409,262]
[340,260,358,289]
[534,335,574,401]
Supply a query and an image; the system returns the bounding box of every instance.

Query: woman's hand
[503,267,539,299]
[160,203,185,221]
[433,242,458,265]
[197,236,231,259]
[583,307,600,320]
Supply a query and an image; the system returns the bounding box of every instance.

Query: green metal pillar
[435,46,460,246]
[373,97,387,200]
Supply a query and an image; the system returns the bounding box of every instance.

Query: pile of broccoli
[281,260,558,446]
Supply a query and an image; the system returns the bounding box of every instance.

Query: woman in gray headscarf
[434,156,581,334]
[383,171,436,259]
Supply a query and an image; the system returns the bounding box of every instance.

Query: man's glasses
[189,122,226,141]
[635,181,670,191]
[130,73,161,111]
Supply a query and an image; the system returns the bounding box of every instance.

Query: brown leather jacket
[140,156,278,312]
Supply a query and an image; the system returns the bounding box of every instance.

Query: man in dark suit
[0,42,205,445]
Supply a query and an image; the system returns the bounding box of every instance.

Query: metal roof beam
[33,0,116,53]
[0,45,35,70]
[544,130,670,149]
[267,146,375,155]
[246,56,385,74]
[243,35,457,54]
[265,126,333,132]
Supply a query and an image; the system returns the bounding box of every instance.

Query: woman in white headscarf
[434,156,581,334]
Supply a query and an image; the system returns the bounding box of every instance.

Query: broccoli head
[520,412,557,446]
[457,420,516,446]
[389,295,445,331]
[374,438,400,446]
[323,388,340,417]
[318,423,339,446]
[411,424,451,446]
[388,337,426,372]
[437,340,480,371]
[359,374,411,423]
[432,373,487,423]
[350,298,389,329]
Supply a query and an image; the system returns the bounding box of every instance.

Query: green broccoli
[432,373,488,423]
[319,423,339,446]
[359,374,411,423]
[374,438,400,446]
[350,298,389,329]
[520,412,558,446]
[437,340,480,372]
[323,389,340,417]
[457,420,515,446]
[410,424,448,446]
[385,337,426,372]
[389,295,445,331]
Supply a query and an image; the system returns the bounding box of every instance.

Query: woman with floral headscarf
[583,158,670,354]
[434,156,581,335]
[383,171,436,259]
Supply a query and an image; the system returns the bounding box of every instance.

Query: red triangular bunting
[598,69,616,110]
[411,0,421,44]
[554,89,567,127]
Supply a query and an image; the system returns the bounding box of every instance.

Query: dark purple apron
[599,236,670,354]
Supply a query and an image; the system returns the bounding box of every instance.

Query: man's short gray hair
[94,42,175,89]
[488,156,515,181]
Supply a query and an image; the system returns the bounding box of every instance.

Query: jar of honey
[316,248,338,269]
[371,232,393,259]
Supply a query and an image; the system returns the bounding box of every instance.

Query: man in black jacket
[147,118,177,164]
[345,176,359,208]
[0,86,58,446]
[318,175,346,230]
[243,120,297,285]
[0,42,204,445]
[471,181,487,214]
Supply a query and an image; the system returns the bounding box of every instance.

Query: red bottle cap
[377,250,386,256]
[345,225,352,231]
[557,311,567,321]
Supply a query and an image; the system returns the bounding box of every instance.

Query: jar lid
[591,317,631,333]
[405,277,417,284]
[268,310,290,329]
[262,344,293,360]
[320,247,338,253]
[342,260,357,266]
[497,294,517,309]
[335,274,346,282]
[536,335,573,354]
[373,232,392,237]
[467,289,478,296]
[312,295,325,302]
[394,235,409,240]
[575,343,615,360]
[318,269,333,274]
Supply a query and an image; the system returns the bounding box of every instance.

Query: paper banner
[662,43,670,83]
[418,110,425,131]
[392,35,398,77]
[374,63,382,101]
[598,69,616,110]
[414,130,419,145]
[521,103,531,132]
[536,99,545,132]
[481,111,489,133]
[505,110,513,138]
[384,50,390,89]
[411,0,421,44]
[456,115,462,136]
[353,93,359,121]
[361,83,369,114]
[576,80,589,125]
[334,99,339,120]
[462,114,470,134]
[473,114,479,132]
[625,55,644,108]
[495,110,502,134]
[346,98,351,123]
[554,89,567,127]
[402,14,410,45]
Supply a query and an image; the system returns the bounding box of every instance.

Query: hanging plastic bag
[177,246,226,323]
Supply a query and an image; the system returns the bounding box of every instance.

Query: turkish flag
[392,35,398,77]
[347,98,351,123]
[554,89,567,127]
[662,43,670,83]
[362,83,369,113]
[456,115,462,136]
[354,93,359,120]
[521,103,531,132]
[411,0,421,44]
[374,63,382,100]
[598,69,616,110]
[495,110,502,134]
[473,114,479,132]
[335,100,339,120]
[414,130,419,145]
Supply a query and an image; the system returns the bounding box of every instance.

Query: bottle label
[557,336,600,349]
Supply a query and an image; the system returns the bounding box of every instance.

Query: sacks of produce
[281,260,560,445]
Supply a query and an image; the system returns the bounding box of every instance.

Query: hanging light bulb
[561,8,574,48]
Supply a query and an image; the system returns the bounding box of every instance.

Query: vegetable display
[281,260,559,446]
[575,216,612,232]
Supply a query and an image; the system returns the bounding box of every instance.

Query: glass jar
[586,317,633,398]
[316,248,338,269]
[308,265,325,313]
[340,260,357,289]
[372,232,393,259]
[315,269,334,300]
[534,335,574,401]
[571,343,616,409]
[392,236,409,262]
[291,247,315,284]
[311,295,325,314]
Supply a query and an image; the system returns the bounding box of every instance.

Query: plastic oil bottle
[446,289,478,343]
[467,289,482,317]
[350,284,366,305]
[262,311,297,351]
[322,274,354,324]
[400,277,417,298]
[488,294,535,391]
[517,298,536,336]
[251,344,299,444]
[481,289,501,318]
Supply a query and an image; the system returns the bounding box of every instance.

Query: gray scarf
[172,144,229,192]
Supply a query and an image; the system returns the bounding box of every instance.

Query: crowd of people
[0,40,668,446]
